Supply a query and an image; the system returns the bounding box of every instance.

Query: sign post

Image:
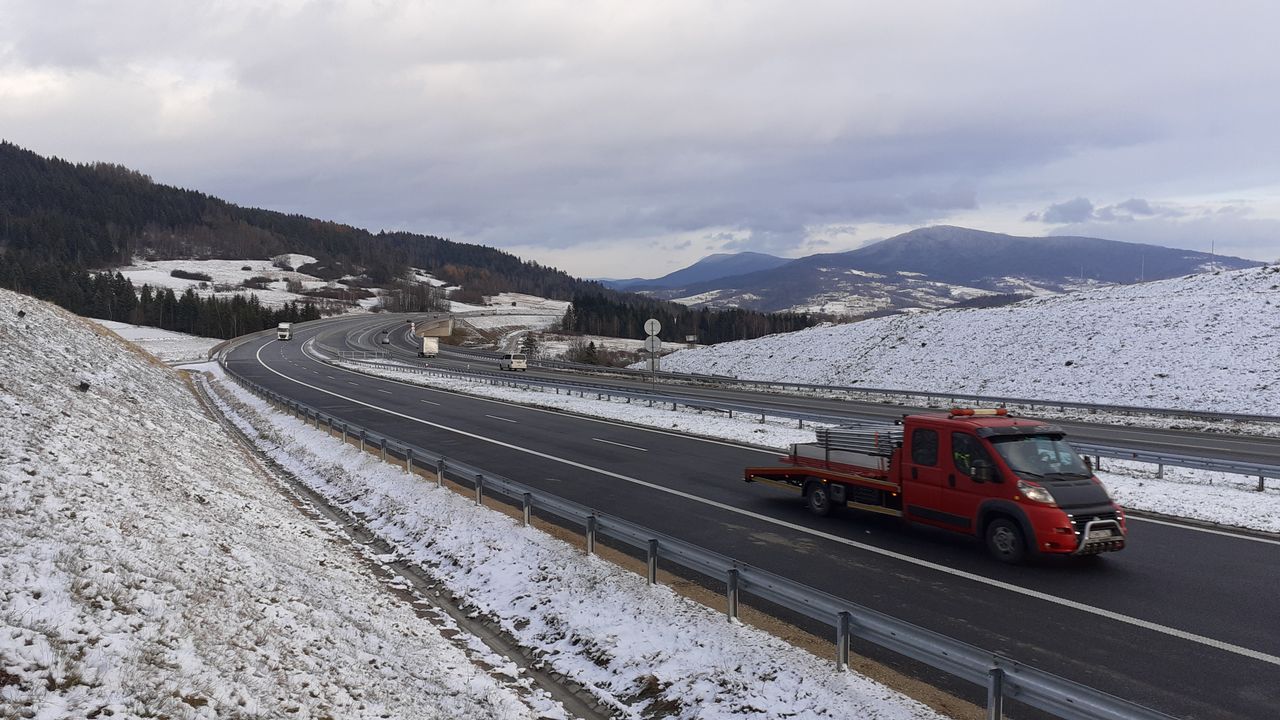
[643,318,661,388]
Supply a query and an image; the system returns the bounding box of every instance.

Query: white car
[499,353,527,371]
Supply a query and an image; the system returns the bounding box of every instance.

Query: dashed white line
[420,399,441,406]
[593,438,647,452]
[485,414,518,423]
[376,389,392,394]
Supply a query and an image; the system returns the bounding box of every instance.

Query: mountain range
[606,226,1259,315]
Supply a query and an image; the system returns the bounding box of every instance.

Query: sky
[2,1,1278,278]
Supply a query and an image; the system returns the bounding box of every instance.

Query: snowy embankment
[205,365,944,720]
[90,319,221,363]
[337,360,1280,534]
[0,289,552,719]
[651,265,1280,415]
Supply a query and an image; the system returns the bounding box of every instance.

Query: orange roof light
[950,407,1008,417]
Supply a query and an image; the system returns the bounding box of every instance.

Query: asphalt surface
[226,315,1280,719]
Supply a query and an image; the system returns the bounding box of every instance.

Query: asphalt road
[373,316,1280,469]
[227,315,1280,719]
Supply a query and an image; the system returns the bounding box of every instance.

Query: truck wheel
[805,481,832,517]
[986,518,1027,563]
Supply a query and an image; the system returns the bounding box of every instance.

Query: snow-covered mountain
[641,226,1260,315]
[602,251,790,290]
[653,264,1280,413]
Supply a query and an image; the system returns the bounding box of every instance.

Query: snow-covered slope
[90,319,221,363]
[654,265,1280,413]
[0,289,543,719]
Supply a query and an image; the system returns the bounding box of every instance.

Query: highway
[226,314,1280,719]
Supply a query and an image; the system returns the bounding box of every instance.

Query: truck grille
[1068,510,1118,535]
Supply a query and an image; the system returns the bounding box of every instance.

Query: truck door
[901,427,945,522]
[942,432,998,533]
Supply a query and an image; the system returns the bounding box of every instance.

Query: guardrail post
[726,568,740,621]
[586,515,597,555]
[359,430,366,453]
[1156,463,1164,479]
[1259,476,1267,492]
[521,492,532,526]
[406,448,414,476]
[474,474,484,504]
[986,667,1005,720]
[836,611,851,670]
[341,422,348,445]
[436,458,445,487]
[646,539,659,585]
[380,438,387,462]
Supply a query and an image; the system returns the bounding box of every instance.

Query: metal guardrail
[445,342,1280,425]
[373,314,1276,424]
[314,343,1280,486]
[218,356,1175,720]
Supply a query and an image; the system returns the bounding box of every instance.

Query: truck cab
[745,409,1126,562]
[276,322,293,341]
[902,410,1125,561]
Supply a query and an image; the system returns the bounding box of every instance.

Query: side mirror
[972,459,996,483]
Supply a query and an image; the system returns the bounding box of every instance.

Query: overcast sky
[2,1,1277,277]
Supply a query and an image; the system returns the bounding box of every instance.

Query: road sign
[644,318,661,336]
[643,336,662,352]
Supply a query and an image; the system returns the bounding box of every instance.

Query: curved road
[227,315,1280,719]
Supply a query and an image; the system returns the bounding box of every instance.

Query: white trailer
[418,336,439,358]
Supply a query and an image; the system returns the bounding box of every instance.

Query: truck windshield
[990,435,1092,480]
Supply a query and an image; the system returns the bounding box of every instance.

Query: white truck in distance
[277,322,292,341]
[419,336,439,358]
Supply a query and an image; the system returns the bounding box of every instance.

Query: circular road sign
[644,318,662,336]
[643,336,662,352]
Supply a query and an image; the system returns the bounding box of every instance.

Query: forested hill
[0,141,817,342]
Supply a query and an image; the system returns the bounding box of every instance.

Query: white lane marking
[347,381,359,386]
[1129,516,1280,545]
[326,375,336,379]
[485,414,518,423]
[420,399,441,406]
[594,437,647,452]
[253,340,1280,668]
[377,389,392,394]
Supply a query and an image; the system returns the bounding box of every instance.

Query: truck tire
[805,480,832,517]
[985,518,1027,563]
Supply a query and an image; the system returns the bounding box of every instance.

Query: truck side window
[910,429,938,466]
[951,433,992,477]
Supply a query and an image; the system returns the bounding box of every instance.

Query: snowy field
[0,289,558,719]
[536,333,693,360]
[90,319,221,363]
[332,358,1280,534]
[114,255,388,310]
[208,364,944,720]
[650,265,1280,415]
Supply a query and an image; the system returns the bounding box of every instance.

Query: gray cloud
[3,1,1279,273]
[1028,197,1095,224]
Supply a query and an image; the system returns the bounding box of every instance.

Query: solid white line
[1129,516,1280,545]
[253,339,1280,668]
[485,414,518,423]
[593,437,648,452]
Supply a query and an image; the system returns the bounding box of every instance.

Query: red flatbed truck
[744,409,1127,562]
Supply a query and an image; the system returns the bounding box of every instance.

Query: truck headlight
[1018,480,1055,505]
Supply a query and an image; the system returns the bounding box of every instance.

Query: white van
[499,353,527,371]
